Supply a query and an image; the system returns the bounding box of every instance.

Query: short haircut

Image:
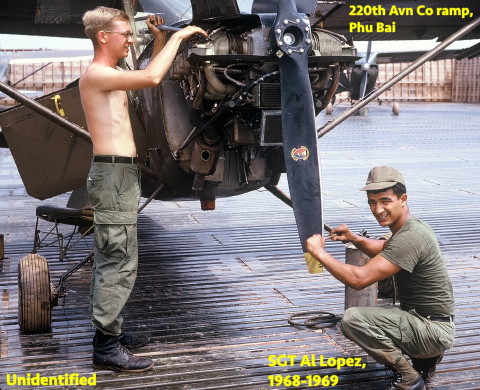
[82,6,129,44]
[367,182,407,198]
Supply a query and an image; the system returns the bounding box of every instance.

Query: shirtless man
[80,6,207,372]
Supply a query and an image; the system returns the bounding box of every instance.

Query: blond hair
[82,6,129,44]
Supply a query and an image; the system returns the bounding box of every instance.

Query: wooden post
[344,243,377,309]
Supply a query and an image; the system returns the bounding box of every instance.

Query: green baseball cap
[360,166,405,191]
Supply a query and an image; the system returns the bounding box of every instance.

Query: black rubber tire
[18,254,52,333]
[392,102,400,115]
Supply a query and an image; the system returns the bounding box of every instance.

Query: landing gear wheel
[326,103,333,115]
[18,254,52,333]
[359,107,368,116]
[392,102,400,115]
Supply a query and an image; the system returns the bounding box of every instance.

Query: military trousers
[340,306,455,366]
[86,159,141,336]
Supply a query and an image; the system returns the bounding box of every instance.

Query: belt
[427,315,454,323]
[93,155,138,164]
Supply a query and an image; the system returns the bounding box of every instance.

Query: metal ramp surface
[1,102,480,389]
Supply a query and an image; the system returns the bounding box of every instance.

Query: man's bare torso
[79,64,137,157]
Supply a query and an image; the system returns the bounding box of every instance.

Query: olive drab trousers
[340,306,455,366]
[86,160,141,336]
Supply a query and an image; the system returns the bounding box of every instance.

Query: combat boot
[117,332,150,349]
[385,356,425,390]
[92,330,154,372]
[411,353,444,382]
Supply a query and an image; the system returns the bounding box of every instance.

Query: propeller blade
[365,40,372,63]
[359,41,372,99]
[358,69,369,100]
[191,0,239,20]
[272,0,323,273]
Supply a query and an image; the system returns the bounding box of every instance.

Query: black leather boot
[385,369,425,390]
[92,330,154,372]
[117,332,150,349]
[411,353,444,382]
[385,356,426,390]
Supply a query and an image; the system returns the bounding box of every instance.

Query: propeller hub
[273,17,312,57]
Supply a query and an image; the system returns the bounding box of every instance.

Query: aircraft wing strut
[317,15,480,138]
[0,81,91,143]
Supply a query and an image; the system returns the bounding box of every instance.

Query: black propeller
[272,0,323,273]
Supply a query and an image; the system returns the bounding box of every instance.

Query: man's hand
[146,14,167,45]
[330,224,356,243]
[305,234,326,255]
[173,25,208,40]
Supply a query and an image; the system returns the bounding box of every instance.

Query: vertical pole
[344,243,377,309]
[0,234,4,260]
[123,0,139,69]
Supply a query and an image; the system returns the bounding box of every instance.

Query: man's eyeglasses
[104,31,134,39]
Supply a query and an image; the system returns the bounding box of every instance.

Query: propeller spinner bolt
[299,48,304,53]
[283,33,295,46]
[284,19,289,24]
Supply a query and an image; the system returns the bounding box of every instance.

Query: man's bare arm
[90,25,207,92]
[330,224,389,258]
[146,15,167,58]
[305,234,400,290]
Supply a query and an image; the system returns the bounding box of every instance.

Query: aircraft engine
[171,27,355,97]
[136,17,357,202]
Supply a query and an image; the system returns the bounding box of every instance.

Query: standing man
[305,166,455,390]
[80,6,207,372]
